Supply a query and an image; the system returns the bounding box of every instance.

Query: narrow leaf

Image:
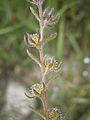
[30,7,40,21]
[44,32,57,45]
[47,72,61,90]
[43,7,49,18]
[47,8,54,21]
[49,13,60,26]
[29,105,46,120]
[27,49,41,67]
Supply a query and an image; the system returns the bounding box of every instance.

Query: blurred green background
[0,0,90,120]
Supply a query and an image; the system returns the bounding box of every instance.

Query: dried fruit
[48,108,62,120]
[44,55,62,74]
[25,82,45,99]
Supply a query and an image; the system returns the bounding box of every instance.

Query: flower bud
[24,33,40,48]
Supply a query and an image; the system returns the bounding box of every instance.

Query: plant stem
[39,2,48,120]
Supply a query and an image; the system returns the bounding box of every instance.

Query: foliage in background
[0,0,90,120]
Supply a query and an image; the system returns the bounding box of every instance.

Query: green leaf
[44,32,57,45]
[29,105,45,120]
[27,49,41,67]
[48,13,60,26]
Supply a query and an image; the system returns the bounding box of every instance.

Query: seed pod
[48,108,62,120]
[25,82,46,99]
[44,55,62,74]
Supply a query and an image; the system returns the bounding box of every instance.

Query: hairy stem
[39,2,48,120]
